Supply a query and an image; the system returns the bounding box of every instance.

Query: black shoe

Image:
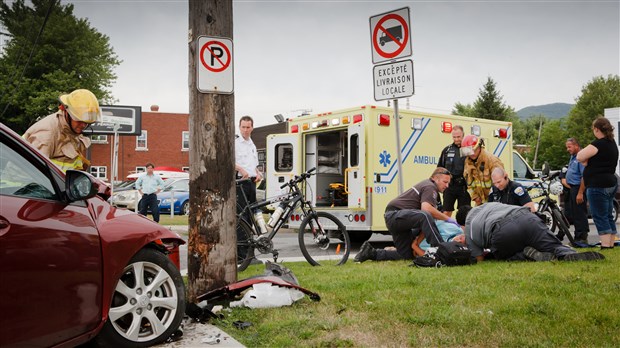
[562,251,605,261]
[354,241,376,263]
[524,246,556,261]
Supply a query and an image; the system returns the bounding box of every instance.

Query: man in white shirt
[235,116,264,264]
[136,163,165,223]
[235,115,263,208]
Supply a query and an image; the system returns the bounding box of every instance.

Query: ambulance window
[350,134,359,166]
[275,144,293,172]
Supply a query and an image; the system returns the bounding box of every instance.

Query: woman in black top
[576,117,619,249]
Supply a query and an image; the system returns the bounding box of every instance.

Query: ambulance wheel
[349,231,372,244]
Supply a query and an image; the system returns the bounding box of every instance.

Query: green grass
[211,250,619,347]
[154,214,188,226]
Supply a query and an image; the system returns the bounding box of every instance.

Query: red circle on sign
[372,13,409,59]
[200,40,231,72]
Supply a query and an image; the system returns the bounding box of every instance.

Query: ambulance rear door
[266,133,301,198]
[347,123,366,209]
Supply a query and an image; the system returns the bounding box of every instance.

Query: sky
[67,0,619,127]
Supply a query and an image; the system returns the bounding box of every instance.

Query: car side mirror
[65,170,98,202]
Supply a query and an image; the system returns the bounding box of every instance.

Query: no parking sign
[197,36,234,94]
[369,7,412,64]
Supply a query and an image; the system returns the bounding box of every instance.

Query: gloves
[446,218,460,227]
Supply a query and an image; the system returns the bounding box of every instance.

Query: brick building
[88,106,286,182]
[89,106,190,181]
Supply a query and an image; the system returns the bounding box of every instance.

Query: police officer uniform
[488,180,533,207]
[438,142,470,212]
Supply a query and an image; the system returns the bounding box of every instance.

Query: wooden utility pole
[187,0,236,302]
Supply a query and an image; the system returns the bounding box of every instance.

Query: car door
[0,134,103,347]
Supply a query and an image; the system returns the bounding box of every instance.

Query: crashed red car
[0,123,186,347]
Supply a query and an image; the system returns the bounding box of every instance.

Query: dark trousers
[236,180,257,257]
[568,184,589,240]
[377,209,444,260]
[490,210,575,261]
[442,184,471,212]
[139,193,160,223]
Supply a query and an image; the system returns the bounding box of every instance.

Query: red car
[0,123,186,347]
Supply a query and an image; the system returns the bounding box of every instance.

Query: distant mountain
[516,103,574,120]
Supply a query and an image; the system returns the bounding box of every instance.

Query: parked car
[158,178,190,215]
[110,177,188,211]
[0,123,186,347]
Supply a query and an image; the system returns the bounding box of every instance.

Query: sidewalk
[157,320,245,347]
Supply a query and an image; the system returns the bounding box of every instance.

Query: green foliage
[566,75,620,147]
[451,102,474,117]
[0,0,120,133]
[228,253,620,347]
[532,119,569,169]
[472,77,516,121]
[452,77,516,121]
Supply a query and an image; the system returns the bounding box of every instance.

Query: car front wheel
[96,248,186,347]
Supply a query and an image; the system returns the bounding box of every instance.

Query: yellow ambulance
[266,105,515,241]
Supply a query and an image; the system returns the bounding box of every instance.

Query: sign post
[370,7,413,194]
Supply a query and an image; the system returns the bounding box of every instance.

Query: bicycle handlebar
[279,167,317,189]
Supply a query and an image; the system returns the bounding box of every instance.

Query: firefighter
[23,89,101,172]
[461,134,504,206]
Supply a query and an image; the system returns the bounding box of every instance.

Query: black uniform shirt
[488,180,532,207]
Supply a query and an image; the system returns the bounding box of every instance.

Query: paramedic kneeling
[354,167,457,262]
[454,203,604,262]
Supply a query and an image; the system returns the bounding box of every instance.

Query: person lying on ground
[454,203,604,262]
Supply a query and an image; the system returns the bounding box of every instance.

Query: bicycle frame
[236,176,316,240]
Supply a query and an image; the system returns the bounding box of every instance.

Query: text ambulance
[266,105,514,241]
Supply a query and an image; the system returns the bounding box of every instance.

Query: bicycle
[528,165,576,245]
[235,167,350,271]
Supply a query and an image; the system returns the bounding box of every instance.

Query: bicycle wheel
[298,212,350,266]
[552,208,575,244]
[236,218,255,272]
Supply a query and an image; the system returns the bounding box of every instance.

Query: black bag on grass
[436,241,472,266]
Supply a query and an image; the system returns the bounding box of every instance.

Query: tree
[472,77,515,121]
[451,102,474,117]
[566,75,620,147]
[533,119,569,169]
[452,77,516,121]
[0,0,120,133]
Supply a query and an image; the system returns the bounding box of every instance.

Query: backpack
[436,241,472,266]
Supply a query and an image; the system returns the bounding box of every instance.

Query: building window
[136,130,148,150]
[90,166,107,180]
[182,131,189,151]
[135,166,146,174]
[91,134,108,144]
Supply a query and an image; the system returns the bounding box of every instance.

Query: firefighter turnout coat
[464,149,504,204]
[23,112,91,172]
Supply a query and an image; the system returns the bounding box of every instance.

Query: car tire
[96,248,186,347]
[182,201,189,216]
